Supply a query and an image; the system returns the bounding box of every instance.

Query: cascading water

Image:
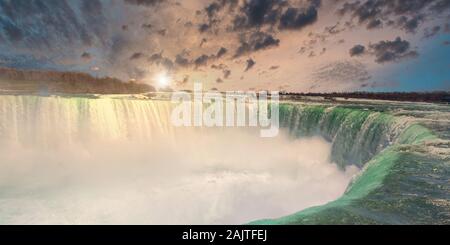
[0,95,356,225]
[0,95,449,224]
[253,102,450,225]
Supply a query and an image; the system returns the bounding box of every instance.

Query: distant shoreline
[1,90,449,105]
[279,92,450,104]
[0,67,155,95]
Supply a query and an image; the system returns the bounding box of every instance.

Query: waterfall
[0,95,357,225]
[253,103,448,225]
[0,95,175,148]
[278,103,424,168]
[0,95,448,225]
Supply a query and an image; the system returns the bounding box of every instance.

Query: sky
[0,0,449,92]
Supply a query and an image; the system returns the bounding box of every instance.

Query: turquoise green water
[252,102,450,225]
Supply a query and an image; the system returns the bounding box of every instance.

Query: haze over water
[0,96,357,224]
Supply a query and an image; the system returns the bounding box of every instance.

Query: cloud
[312,60,372,85]
[229,0,320,31]
[232,0,285,30]
[170,48,229,70]
[2,21,23,42]
[0,0,102,48]
[205,2,222,18]
[223,69,231,79]
[130,52,146,60]
[201,0,320,34]
[395,15,424,33]
[156,29,167,36]
[279,6,319,30]
[200,38,207,47]
[324,23,345,34]
[245,58,256,72]
[176,75,190,85]
[360,80,400,89]
[210,63,231,79]
[198,23,210,33]
[148,52,174,70]
[201,0,239,32]
[211,63,227,70]
[349,44,366,56]
[205,0,239,19]
[348,37,418,64]
[81,52,92,60]
[235,31,280,57]
[194,54,210,67]
[216,47,228,58]
[175,54,190,67]
[142,23,153,29]
[366,19,382,29]
[424,25,442,38]
[429,0,450,13]
[369,37,418,63]
[337,0,450,32]
[123,0,164,7]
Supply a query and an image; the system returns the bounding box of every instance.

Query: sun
[156,72,171,88]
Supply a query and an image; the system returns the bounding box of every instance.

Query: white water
[0,96,357,224]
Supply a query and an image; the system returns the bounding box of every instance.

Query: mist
[0,127,359,225]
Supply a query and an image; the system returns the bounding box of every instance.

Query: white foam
[0,129,357,225]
